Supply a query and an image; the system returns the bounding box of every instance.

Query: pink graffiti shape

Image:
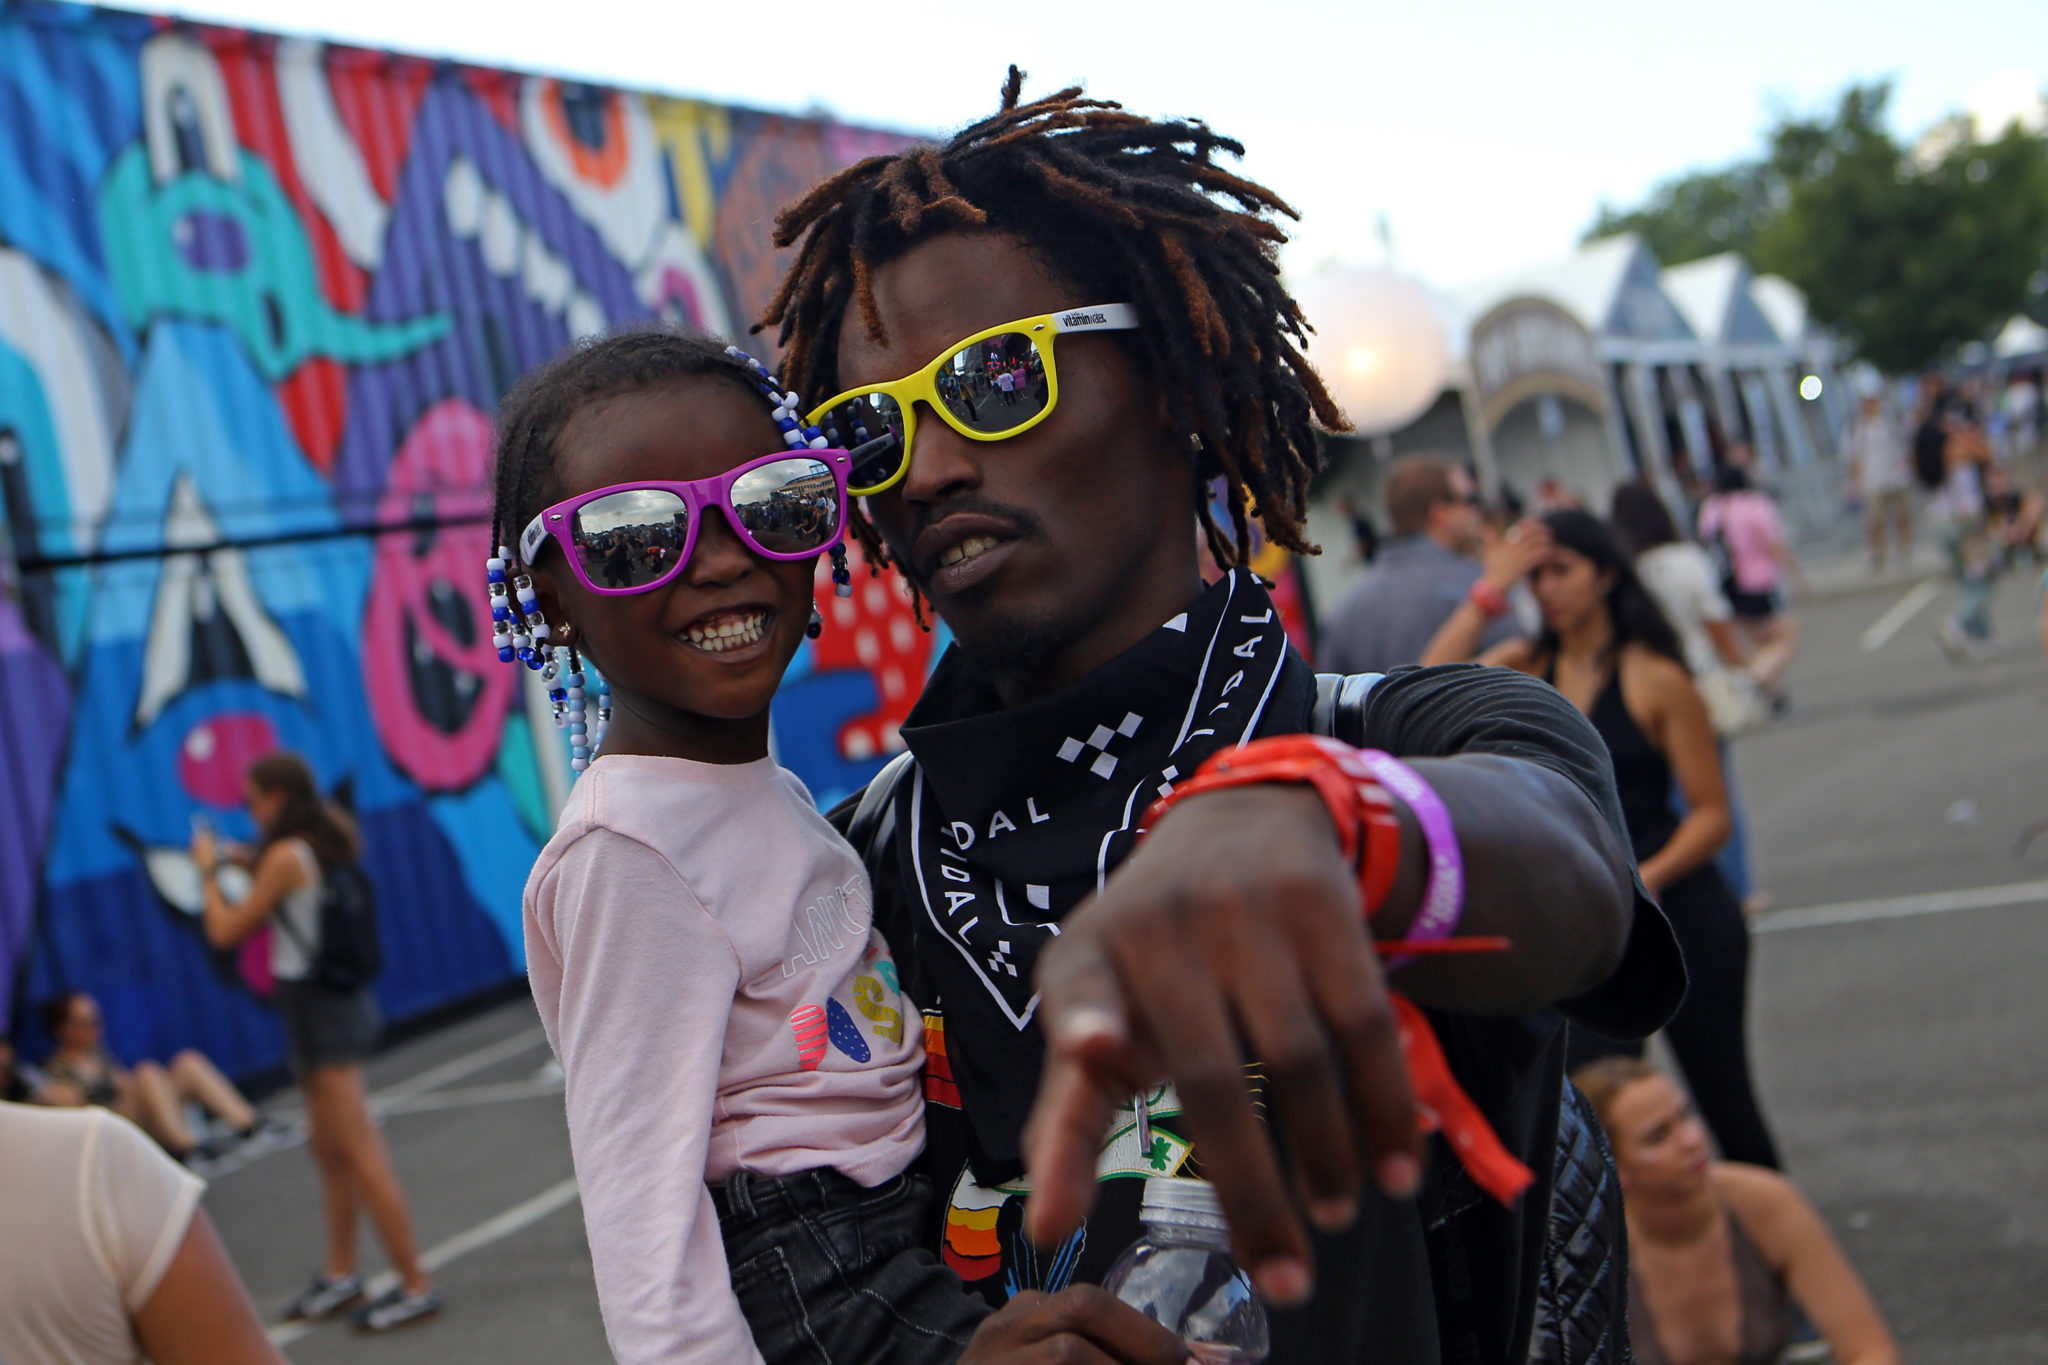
[363,399,514,791]
[651,267,708,331]
[178,713,281,809]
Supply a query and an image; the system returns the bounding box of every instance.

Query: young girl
[495,331,982,1364]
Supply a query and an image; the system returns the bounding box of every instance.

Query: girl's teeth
[685,612,767,651]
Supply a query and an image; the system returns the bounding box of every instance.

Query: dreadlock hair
[758,66,1349,583]
[488,328,782,576]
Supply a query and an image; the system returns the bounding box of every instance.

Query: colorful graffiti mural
[0,1,930,1073]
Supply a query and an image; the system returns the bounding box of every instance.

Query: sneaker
[1935,618,1971,663]
[353,1285,444,1333]
[180,1148,227,1178]
[231,1115,294,1157]
[1784,1302,1831,1363]
[283,1273,365,1322]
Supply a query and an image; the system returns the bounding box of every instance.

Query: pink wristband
[1355,751,1463,968]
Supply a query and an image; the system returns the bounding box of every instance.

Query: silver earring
[807,600,824,640]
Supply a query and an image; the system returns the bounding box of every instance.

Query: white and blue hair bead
[723,346,814,452]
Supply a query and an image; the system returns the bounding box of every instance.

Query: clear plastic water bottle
[1103,1177,1270,1365]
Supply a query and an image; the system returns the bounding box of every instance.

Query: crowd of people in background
[1318,443,1929,1363]
[1844,368,2048,661]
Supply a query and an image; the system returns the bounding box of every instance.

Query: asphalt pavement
[197,560,2048,1364]
[1737,564,2048,1365]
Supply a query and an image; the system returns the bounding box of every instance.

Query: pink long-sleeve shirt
[524,754,924,1364]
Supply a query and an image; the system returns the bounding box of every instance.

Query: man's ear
[1152,377,1199,464]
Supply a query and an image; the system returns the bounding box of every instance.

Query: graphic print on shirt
[779,874,871,978]
[787,916,911,1068]
[825,998,870,1062]
[938,1084,1191,1288]
[922,1010,961,1108]
[906,572,1292,1032]
[789,1004,828,1072]
[853,973,903,1043]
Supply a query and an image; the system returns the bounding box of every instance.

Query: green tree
[1585,163,1777,265]
[1586,82,2048,372]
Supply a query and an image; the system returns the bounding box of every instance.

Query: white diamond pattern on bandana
[1055,711,1144,779]
[987,940,1017,977]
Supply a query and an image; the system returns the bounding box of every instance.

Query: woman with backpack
[193,752,440,1332]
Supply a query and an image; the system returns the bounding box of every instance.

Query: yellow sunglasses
[806,303,1141,497]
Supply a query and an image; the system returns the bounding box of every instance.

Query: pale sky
[156,0,2046,289]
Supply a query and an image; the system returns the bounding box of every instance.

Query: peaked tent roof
[1452,234,1696,347]
[1750,276,1812,344]
[1994,314,2048,359]
[1661,254,1783,348]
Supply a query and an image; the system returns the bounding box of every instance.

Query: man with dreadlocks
[761,70,1682,1364]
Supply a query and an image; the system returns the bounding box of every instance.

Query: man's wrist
[1143,736,1402,916]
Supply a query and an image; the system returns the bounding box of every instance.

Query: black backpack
[279,860,383,992]
[1913,418,1948,491]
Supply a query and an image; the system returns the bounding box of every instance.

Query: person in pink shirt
[1698,462,1801,705]
[490,331,1188,1365]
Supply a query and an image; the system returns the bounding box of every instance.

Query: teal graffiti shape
[99,146,447,380]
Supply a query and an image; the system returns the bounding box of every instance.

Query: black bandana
[895,569,1312,1176]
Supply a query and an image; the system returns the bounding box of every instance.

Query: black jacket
[833,664,1682,1364]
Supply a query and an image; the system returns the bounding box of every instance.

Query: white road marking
[223,1026,552,1175]
[368,1025,551,1114]
[380,1075,565,1117]
[1755,879,2048,933]
[1859,579,1942,652]
[268,1176,580,1348]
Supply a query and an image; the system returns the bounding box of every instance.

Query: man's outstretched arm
[1026,664,1667,1310]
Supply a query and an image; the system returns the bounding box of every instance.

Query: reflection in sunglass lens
[816,392,906,493]
[572,488,690,590]
[731,458,842,555]
[938,333,1046,434]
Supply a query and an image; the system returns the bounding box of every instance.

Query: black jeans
[1567,866,1782,1169]
[716,1168,990,1365]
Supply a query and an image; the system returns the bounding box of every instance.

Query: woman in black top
[1426,510,1781,1168]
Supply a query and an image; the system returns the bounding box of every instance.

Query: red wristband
[1139,736,1531,1206]
[1143,735,1403,916]
[1469,578,1510,618]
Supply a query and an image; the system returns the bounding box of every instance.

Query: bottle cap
[1140,1176,1228,1229]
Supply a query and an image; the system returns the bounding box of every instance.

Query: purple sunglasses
[518,448,852,595]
